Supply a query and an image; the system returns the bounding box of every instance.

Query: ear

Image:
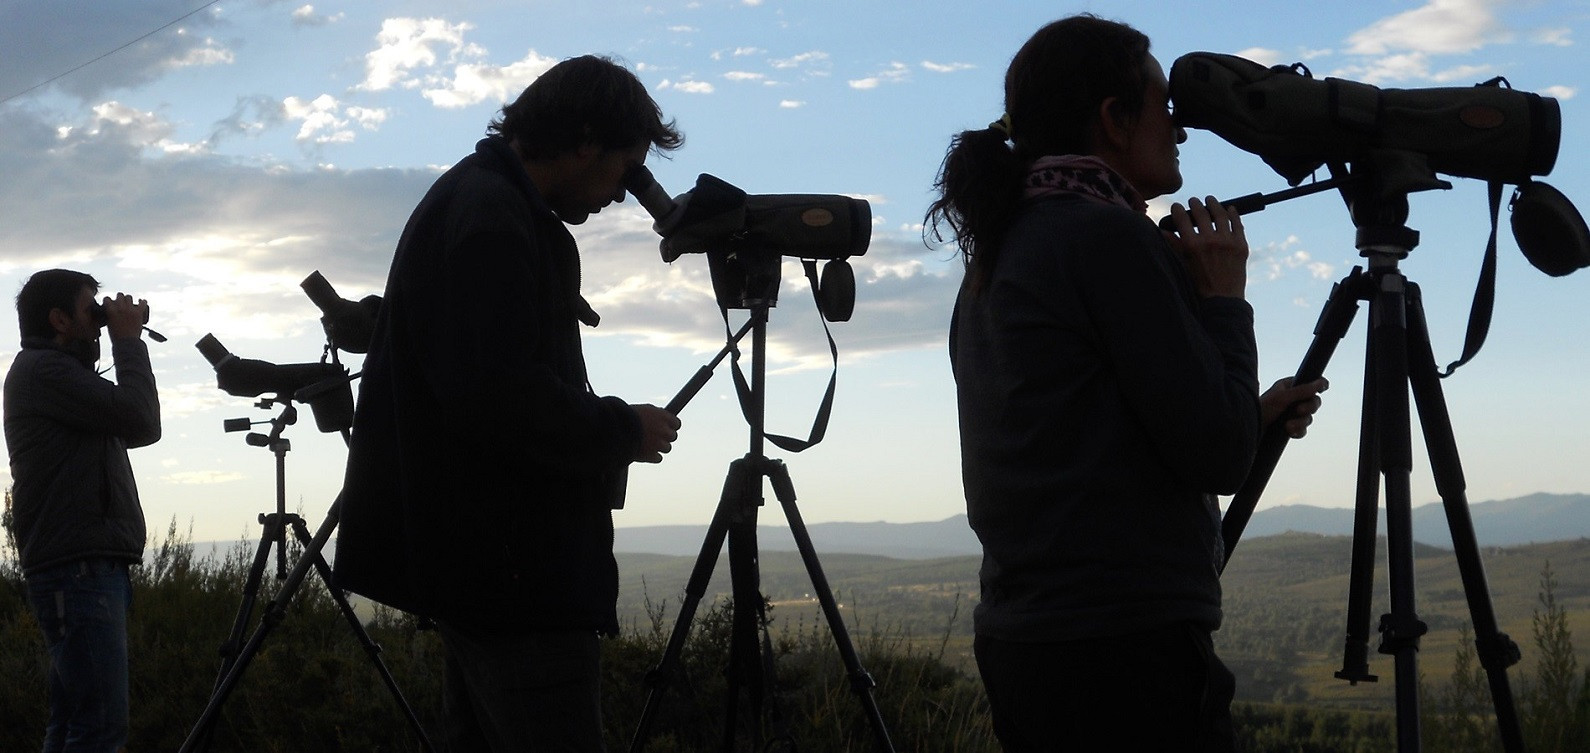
[47,307,72,335]
[1095,96,1135,152]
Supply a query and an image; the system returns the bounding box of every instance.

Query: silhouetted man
[6,269,160,753]
[334,56,684,751]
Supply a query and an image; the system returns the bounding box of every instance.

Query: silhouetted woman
[929,14,1325,752]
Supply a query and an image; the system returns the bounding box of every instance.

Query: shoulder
[1000,196,1165,276]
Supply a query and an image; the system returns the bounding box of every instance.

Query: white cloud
[660,79,715,94]
[921,61,974,73]
[724,71,766,82]
[169,34,234,69]
[284,94,387,144]
[849,62,910,90]
[779,100,805,109]
[59,102,209,156]
[291,5,344,28]
[421,51,559,109]
[1533,27,1573,47]
[163,470,247,485]
[1345,0,1507,56]
[358,17,474,92]
[1334,52,1434,84]
[1234,47,1286,67]
[771,51,830,69]
[669,25,698,33]
[1429,63,1493,83]
[1542,85,1576,100]
[1251,237,1333,283]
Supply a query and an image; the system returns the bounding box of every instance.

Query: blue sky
[1,0,1587,544]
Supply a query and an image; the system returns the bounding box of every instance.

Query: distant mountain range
[614,492,1590,559]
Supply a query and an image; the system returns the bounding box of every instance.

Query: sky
[1,0,1587,547]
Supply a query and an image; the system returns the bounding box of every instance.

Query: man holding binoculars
[5,268,162,753]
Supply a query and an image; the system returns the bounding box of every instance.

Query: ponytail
[925,123,1025,295]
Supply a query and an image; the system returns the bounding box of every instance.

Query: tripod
[1221,189,1526,752]
[628,302,897,752]
[180,395,434,753]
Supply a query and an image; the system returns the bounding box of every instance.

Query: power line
[0,0,225,106]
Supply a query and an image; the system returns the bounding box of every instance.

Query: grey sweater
[951,194,1260,642]
[5,337,160,574]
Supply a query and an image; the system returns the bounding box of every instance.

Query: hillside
[612,492,1590,558]
[615,532,1590,710]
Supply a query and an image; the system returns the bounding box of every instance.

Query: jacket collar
[474,136,559,220]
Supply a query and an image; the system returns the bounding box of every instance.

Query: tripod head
[223,396,297,454]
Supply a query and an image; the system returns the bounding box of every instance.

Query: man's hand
[631,404,681,463]
[1260,377,1329,439]
[102,293,149,340]
[1164,196,1249,299]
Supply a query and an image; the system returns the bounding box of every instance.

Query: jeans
[437,621,606,752]
[25,558,133,753]
[974,622,1236,753]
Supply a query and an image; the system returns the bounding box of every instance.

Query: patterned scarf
[1024,155,1147,214]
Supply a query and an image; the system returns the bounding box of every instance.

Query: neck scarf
[1024,155,1147,214]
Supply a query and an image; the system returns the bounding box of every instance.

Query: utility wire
[0,0,224,106]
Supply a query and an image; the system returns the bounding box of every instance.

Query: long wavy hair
[925,15,1152,293]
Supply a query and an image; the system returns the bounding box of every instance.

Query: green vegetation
[2,502,1587,751]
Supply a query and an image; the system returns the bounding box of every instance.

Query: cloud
[0,105,432,343]
[283,94,388,144]
[290,5,344,28]
[358,17,476,92]
[355,18,557,109]
[724,71,766,82]
[771,51,830,70]
[0,3,231,103]
[162,470,247,485]
[421,51,559,109]
[209,95,288,147]
[1542,85,1576,100]
[848,62,910,90]
[1533,27,1573,47]
[779,100,805,109]
[1345,0,1507,56]
[921,61,974,73]
[1233,48,1286,67]
[712,46,765,61]
[659,79,715,94]
[1251,237,1333,283]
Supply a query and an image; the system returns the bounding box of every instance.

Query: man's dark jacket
[334,136,641,636]
[5,337,161,575]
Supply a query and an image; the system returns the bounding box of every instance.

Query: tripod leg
[1223,267,1372,565]
[181,497,437,753]
[216,515,284,685]
[767,460,898,753]
[1368,268,1428,753]
[725,492,766,752]
[1337,344,1383,685]
[286,514,437,752]
[1404,284,1527,753]
[628,459,745,753]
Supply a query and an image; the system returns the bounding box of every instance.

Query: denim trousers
[436,621,606,752]
[25,558,134,753]
[974,622,1237,753]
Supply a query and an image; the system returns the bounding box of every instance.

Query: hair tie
[988,113,1012,141]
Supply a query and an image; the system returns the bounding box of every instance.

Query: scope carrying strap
[723,259,839,452]
[1440,181,1505,378]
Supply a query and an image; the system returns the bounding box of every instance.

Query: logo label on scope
[801,208,835,227]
